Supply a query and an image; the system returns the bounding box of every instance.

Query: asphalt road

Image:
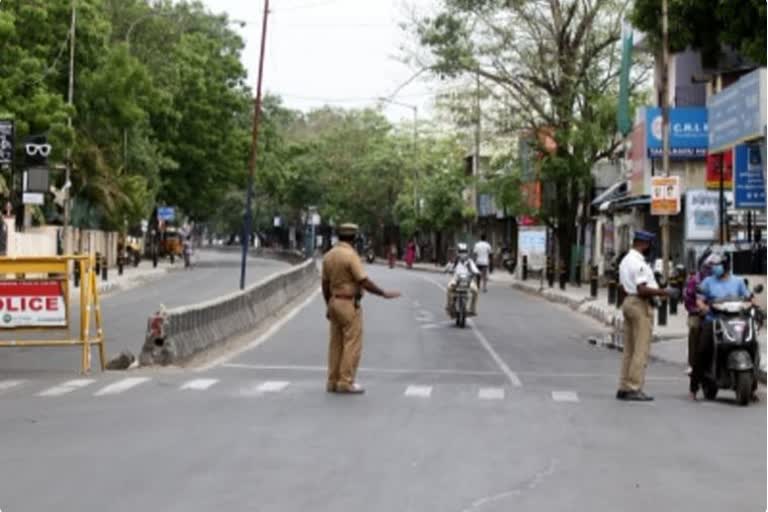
[0,265,764,511]
[0,251,289,376]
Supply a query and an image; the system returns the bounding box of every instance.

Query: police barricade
[0,255,105,374]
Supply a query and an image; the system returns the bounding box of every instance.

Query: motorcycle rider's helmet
[457,242,469,261]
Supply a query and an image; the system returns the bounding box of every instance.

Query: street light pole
[240,0,270,290]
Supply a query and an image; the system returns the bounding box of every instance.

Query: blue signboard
[157,206,175,221]
[733,144,766,209]
[646,107,708,158]
[708,69,765,153]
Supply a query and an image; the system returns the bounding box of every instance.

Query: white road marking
[196,288,321,371]
[551,391,579,402]
[180,378,219,391]
[478,387,505,400]
[405,385,432,398]
[257,380,290,392]
[38,379,95,397]
[222,363,502,376]
[0,380,25,393]
[417,275,522,388]
[94,377,151,396]
[415,310,434,322]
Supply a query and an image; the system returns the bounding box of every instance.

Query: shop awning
[591,180,628,207]
[609,195,651,211]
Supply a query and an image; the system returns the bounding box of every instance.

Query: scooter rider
[694,252,756,400]
[445,243,480,317]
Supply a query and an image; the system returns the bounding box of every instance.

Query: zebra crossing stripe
[551,391,579,402]
[257,381,290,392]
[180,379,219,391]
[94,377,151,396]
[38,379,95,397]
[404,385,432,398]
[478,387,505,400]
[0,380,25,393]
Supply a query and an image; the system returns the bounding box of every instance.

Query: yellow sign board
[651,176,681,215]
[0,255,105,374]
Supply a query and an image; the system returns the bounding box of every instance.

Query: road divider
[139,258,318,366]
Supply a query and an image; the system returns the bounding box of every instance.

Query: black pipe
[522,255,528,281]
[73,261,80,288]
[589,266,598,298]
[101,255,108,281]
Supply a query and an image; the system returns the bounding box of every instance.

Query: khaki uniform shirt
[322,242,368,297]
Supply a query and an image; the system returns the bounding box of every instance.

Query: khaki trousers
[619,296,653,392]
[327,298,363,390]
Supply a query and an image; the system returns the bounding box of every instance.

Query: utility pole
[240,0,270,290]
[660,0,670,281]
[64,0,77,253]
[473,69,481,232]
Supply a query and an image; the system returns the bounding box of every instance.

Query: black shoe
[623,390,654,402]
[616,390,629,399]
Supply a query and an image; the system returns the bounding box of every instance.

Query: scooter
[365,247,375,264]
[501,248,516,274]
[701,285,765,406]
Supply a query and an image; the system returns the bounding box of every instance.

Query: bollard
[118,253,124,276]
[657,299,668,326]
[522,255,528,281]
[152,250,158,268]
[101,255,108,281]
[73,261,80,288]
[170,252,175,265]
[607,281,616,304]
[95,253,101,276]
[589,266,598,298]
[669,294,678,315]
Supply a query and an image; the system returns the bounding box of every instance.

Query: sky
[199,0,444,124]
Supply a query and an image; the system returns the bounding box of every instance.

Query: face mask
[712,265,725,278]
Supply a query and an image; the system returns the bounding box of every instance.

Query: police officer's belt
[333,294,356,300]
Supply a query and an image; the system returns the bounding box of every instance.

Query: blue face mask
[712,264,725,278]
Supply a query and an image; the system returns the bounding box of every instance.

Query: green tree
[415,0,644,269]
[631,0,767,67]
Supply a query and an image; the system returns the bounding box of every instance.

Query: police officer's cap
[337,223,359,236]
[633,229,655,242]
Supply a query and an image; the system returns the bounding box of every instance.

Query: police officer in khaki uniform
[322,223,400,394]
[616,230,671,402]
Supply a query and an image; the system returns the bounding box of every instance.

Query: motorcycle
[701,285,765,406]
[501,248,516,274]
[451,273,473,328]
[365,247,375,264]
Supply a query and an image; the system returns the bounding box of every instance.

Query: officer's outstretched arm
[361,278,401,299]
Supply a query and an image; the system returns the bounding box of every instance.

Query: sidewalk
[68,261,174,301]
[377,259,767,380]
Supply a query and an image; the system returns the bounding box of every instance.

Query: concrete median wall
[140,257,318,366]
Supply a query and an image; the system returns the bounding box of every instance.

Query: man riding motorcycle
[445,243,480,317]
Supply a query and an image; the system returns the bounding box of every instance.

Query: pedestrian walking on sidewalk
[616,230,672,402]
[405,239,416,269]
[473,234,492,292]
[322,223,400,394]
[388,242,397,269]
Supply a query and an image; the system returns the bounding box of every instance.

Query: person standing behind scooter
[683,257,711,399]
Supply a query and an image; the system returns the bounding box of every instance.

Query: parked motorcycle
[501,248,516,274]
[450,273,473,328]
[701,285,765,406]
